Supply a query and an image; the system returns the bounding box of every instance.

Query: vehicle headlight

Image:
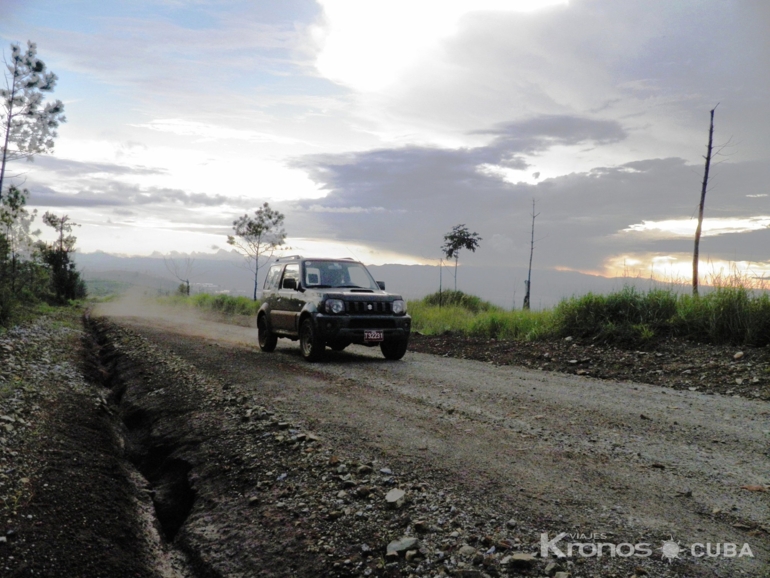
[392,299,406,315]
[325,299,345,314]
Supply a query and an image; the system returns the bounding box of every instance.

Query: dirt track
[90,300,770,577]
[4,300,768,577]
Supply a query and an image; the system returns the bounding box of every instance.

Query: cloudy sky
[2,0,770,282]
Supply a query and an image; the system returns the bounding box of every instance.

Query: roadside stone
[385,488,406,509]
[458,544,477,556]
[734,351,745,360]
[386,536,419,554]
[554,572,570,578]
[545,561,564,575]
[455,571,483,578]
[508,552,536,567]
[379,467,393,475]
[413,519,429,533]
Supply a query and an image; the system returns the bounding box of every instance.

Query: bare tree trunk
[0,60,19,203]
[693,106,717,297]
[523,199,538,310]
[439,258,443,308]
[253,258,259,301]
[454,254,458,292]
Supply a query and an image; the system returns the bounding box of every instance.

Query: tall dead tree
[523,199,539,310]
[164,255,194,295]
[692,106,717,297]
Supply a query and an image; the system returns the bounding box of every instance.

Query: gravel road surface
[93,300,770,577]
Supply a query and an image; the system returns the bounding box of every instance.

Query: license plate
[364,330,384,342]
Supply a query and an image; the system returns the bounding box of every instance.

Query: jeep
[256,256,411,361]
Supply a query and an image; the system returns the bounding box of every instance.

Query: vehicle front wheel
[299,318,324,361]
[380,338,408,360]
[258,315,277,352]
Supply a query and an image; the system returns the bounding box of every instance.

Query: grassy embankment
[159,293,261,317]
[159,283,770,348]
[413,286,770,347]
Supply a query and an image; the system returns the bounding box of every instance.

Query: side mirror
[283,278,297,290]
[376,281,386,290]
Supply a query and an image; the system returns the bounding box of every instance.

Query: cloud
[28,182,231,208]
[287,114,770,271]
[133,119,312,145]
[29,156,165,177]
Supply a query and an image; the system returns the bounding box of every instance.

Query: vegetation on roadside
[160,293,261,317]
[0,42,84,327]
[409,291,554,341]
[411,286,770,347]
[153,282,770,349]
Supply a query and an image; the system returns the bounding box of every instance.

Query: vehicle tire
[329,340,350,352]
[380,338,408,360]
[299,318,324,361]
[257,314,277,352]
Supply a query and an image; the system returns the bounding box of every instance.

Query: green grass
[550,285,770,346]
[160,293,261,317]
[411,286,770,347]
[163,286,770,348]
[84,278,132,298]
[409,291,555,341]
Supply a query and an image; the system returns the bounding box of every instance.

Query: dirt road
[84,300,769,577]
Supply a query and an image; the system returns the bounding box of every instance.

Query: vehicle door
[261,264,283,325]
[272,263,301,332]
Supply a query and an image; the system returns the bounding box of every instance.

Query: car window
[281,264,299,288]
[264,265,283,290]
[348,266,373,288]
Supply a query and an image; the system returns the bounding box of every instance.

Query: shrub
[421,290,500,313]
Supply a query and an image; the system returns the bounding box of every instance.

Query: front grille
[349,319,396,329]
[346,300,391,314]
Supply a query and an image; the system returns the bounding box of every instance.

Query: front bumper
[315,313,411,342]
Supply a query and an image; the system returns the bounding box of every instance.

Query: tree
[38,212,86,303]
[523,199,539,310]
[227,202,286,300]
[441,224,481,291]
[1,41,66,202]
[692,106,717,297]
[164,255,194,296]
[0,184,39,294]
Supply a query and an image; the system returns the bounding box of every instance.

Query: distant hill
[75,250,683,308]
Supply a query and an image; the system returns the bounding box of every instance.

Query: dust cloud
[93,287,259,348]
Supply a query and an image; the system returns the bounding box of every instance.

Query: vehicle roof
[275,256,358,263]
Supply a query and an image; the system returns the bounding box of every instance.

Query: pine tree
[0,41,66,201]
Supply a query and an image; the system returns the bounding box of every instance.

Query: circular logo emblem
[367,303,373,310]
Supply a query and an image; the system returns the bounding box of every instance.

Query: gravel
[2,304,769,577]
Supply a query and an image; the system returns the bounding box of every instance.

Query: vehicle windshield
[303,260,379,290]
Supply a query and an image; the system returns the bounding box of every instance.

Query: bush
[409,293,554,341]
[552,285,770,347]
[551,287,679,344]
[421,290,500,314]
